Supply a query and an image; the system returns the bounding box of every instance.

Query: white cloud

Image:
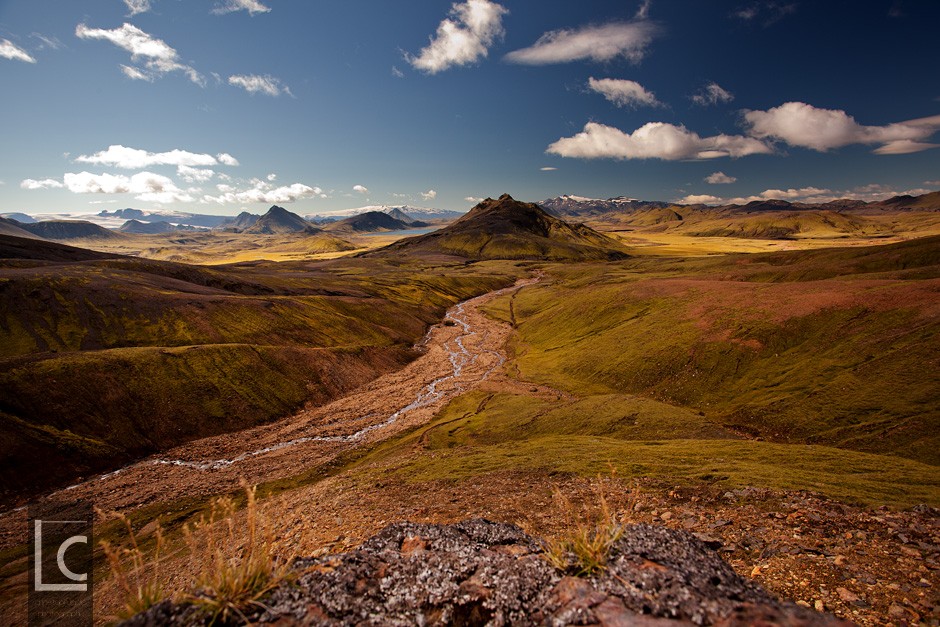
[547,121,772,161]
[588,77,661,108]
[407,0,508,74]
[705,171,736,184]
[924,180,940,186]
[732,1,797,26]
[540,167,558,171]
[691,82,734,106]
[505,21,658,65]
[177,165,214,183]
[20,178,64,190]
[353,184,369,194]
[31,33,64,51]
[123,0,152,16]
[679,194,723,205]
[635,0,652,20]
[128,172,195,203]
[266,173,277,181]
[212,0,271,15]
[744,102,940,154]
[421,189,438,200]
[76,145,234,169]
[120,64,152,81]
[49,170,193,203]
[75,23,203,85]
[465,196,483,202]
[228,74,291,96]
[1,39,36,63]
[202,179,322,205]
[391,65,404,78]
[63,171,130,194]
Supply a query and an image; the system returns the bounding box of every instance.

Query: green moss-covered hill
[0,235,515,498]
[376,194,629,261]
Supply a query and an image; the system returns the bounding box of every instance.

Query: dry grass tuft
[542,477,630,576]
[98,509,167,620]
[183,481,294,624]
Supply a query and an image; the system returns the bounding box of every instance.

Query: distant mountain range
[306,205,463,223]
[98,208,228,228]
[375,194,628,261]
[539,191,940,218]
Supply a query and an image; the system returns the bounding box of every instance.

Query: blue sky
[1,0,938,216]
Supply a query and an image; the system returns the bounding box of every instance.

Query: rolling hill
[119,219,181,234]
[243,205,319,234]
[0,217,43,240]
[376,194,629,260]
[0,234,514,497]
[16,219,123,240]
[324,210,415,234]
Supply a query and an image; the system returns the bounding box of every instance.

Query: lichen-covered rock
[124,519,852,626]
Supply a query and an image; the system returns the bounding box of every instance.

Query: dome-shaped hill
[20,219,124,240]
[324,210,413,234]
[373,194,628,261]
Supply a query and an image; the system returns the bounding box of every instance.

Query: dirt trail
[0,275,538,531]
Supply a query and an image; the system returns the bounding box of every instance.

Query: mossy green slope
[0,240,518,498]
[376,194,629,261]
[351,236,940,508]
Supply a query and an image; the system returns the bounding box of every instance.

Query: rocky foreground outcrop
[127,519,850,626]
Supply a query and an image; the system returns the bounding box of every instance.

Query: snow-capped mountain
[305,205,463,223]
[538,195,669,218]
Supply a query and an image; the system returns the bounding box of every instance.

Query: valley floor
[1,232,937,625]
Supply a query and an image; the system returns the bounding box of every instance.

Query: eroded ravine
[0,275,539,529]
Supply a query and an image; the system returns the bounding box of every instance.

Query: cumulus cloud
[407,0,507,74]
[203,178,322,205]
[744,102,940,154]
[177,165,214,183]
[75,145,236,169]
[123,0,152,16]
[56,171,194,203]
[679,194,723,205]
[588,77,661,108]
[228,74,291,96]
[465,196,484,202]
[705,171,736,184]
[685,184,937,207]
[547,121,772,161]
[1,39,36,63]
[421,189,438,200]
[353,185,369,194]
[505,21,658,65]
[212,0,271,15]
[75,23,203,85]
[691,82,733,106]
[20,178,64,190]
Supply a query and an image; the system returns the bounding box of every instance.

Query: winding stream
[23,278,533,508]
